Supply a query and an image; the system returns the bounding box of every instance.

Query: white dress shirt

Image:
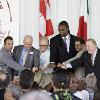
[73,90,89,100]
[91,48,97,65]
[40,48,53,73]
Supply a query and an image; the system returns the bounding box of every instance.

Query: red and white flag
[39,0,54,37]
[77,0,89,40]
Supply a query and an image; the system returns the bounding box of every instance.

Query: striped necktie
[63,37,67,49]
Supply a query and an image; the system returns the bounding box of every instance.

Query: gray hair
[6,84,22,100]
[23,35,33,43]
[20,91,53,100]
[39,36,49,45]
[86,38,97,46]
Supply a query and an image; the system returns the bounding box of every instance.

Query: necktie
[22,49,29,66]
[63,37,67,49]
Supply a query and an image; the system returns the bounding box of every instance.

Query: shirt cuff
[63,63,72,68]
[50,62,55,63]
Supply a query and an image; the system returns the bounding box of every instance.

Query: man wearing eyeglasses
[34,36,53,90]
[50,21,78,69]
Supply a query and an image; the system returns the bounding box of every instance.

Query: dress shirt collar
[62,34,70,40]
[91,48,98,65]
[93,48,97,58]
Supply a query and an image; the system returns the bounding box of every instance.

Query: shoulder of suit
[50,34,61,43]
[14,45,23,48]
[97,48,100,52]
[70,34,78,39]
[51,34,60,40]
[0,48,4,53]
[31,47,40,53]
[96,48,100,56]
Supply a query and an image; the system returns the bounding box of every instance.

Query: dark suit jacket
[13,45,40,68]
[50,34,78,64]
[70,48,100,89]
[0,89,5,100]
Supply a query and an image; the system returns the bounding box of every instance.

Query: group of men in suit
[0,21,100,90]
[0,35,40,79]
[63,39,100,89]
[50,21,100,90]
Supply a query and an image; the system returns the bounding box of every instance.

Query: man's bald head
[23,35,33,50]
[86,38,97,54]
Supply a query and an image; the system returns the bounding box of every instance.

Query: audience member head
[39,36,49,53]
[0,70,10,89]
[86,38,97,54]
[58,21,70,37]
[12,76,20,86]
[4,36,13,51]
[4,84,22,100]
[85,74,97,90]
[23,35,33,50]
[75,38,85,52]
[20,91,52,100]
[52,68,70,91]
[19,69,35,90]
[69,75,79,92]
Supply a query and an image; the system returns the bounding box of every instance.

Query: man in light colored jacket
[0,36,25,78]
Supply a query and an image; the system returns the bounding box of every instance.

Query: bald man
[13,35,40,73]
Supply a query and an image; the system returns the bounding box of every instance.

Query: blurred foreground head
[20,91,52,100]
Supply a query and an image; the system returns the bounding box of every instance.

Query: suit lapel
[24,47,34,65]
[69,34,72,54]
[58,34,65,45]
[69,34,75,54]
[17,46,24,62]
[94,49,100,66]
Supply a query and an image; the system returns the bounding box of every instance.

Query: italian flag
[77,0,89,40]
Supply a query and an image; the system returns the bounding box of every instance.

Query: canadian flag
[39,0,54,37]
[77,0,89,40]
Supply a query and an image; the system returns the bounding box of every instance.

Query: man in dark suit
[50,21,78,67]
[13,35,40,73]
[64,39,100,89]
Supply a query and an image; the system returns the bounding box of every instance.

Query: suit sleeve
[64,50,83,64]
[50,39,57,63]
[0,55,25,72]
[70,56,83,69]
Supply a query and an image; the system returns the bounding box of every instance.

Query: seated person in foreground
[51,68,81,100]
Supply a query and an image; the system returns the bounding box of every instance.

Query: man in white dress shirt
[34,36,53,89]
[62,39,100,89]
